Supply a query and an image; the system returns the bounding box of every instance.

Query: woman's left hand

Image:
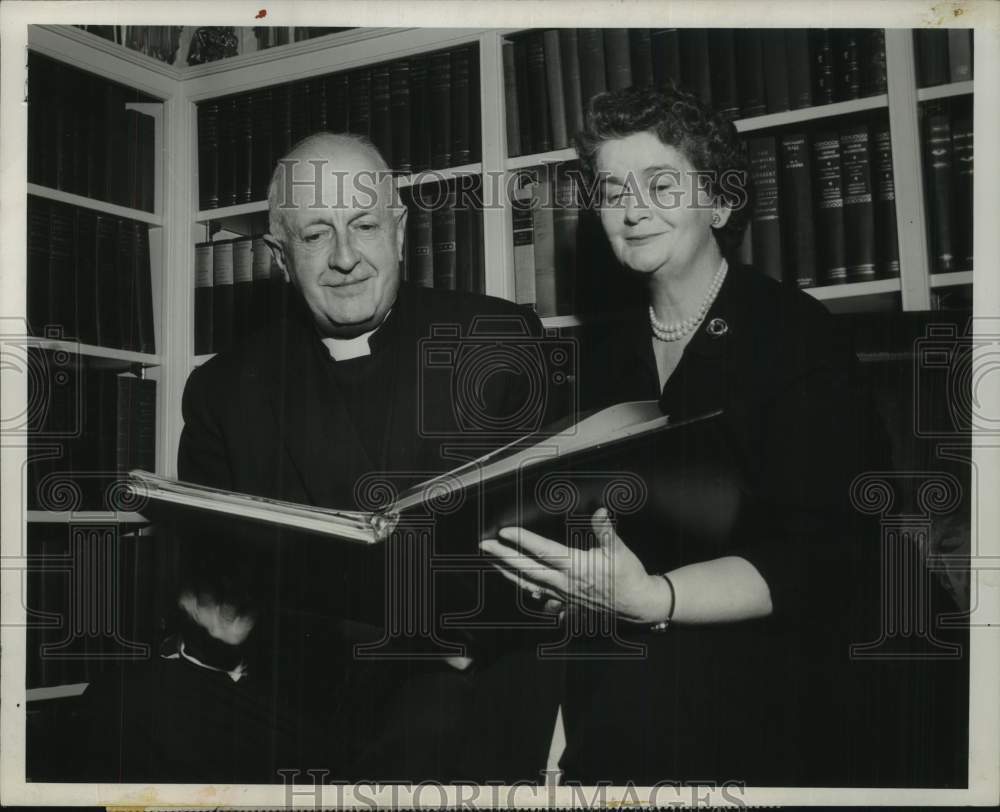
[480,507,673,625]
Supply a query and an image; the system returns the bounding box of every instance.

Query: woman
[481,85,957,786]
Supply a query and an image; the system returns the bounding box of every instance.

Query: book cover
[559,30,584,138]
[872,122,900,278]
[217,97,238,208]
[553,170,580,315]
[778,133,818,288]
[271,84,293,166]
[629,29,654,88]
[212,240,235,353]
[390,61,412,173]
[325,72,350,133]
[812,131,848,283]
[513,38,535,157]
[543,30,569,151]
[736,29,767,118]
[197,100,220,209]
[232,236,254,343]
[525,32,551,153]
[834,29,862,102]
[577,30,607,113]
[839,124,877,281]
[710,30,740,120]
[410,58,431,172]
[370,64,393,168]
[451,47,473,165]
[915,30,950,88]
[250,88,273,202]
[680,29,712,107]
[48,204,77,341]
[502,42,522,158]
[603,29,633,92]
[785,29,813,109]
[429,53,452,167]
[115,212,138,350]
[289,81,312,146]
[761,29,790,114]
[650,28,682,89]
[812,29,836,105]
[348,69,372,137]
[233,93,253,205]
[923,104,955,273]
[133,222,156,354]
[532,169,557,316]
[747,137,784,283]
[863,29,888,97]
[948,29,973,82]
[409,203,435,288]
[26,197,50,338]
[952,116,973,271]
[194,241,214,355]
[95,215,121,348]
[432,187,458,290]
[74,209,100,346]
[512,181,537,308]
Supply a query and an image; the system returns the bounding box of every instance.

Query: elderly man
[81,133,565,783]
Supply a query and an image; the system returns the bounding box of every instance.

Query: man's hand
[178,589,256,646]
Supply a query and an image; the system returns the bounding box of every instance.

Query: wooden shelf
[917,81,974,102]
[733,95,889,134]
[931,271,974,288]
[27,184,163,226]
[26,511,148,524]
[25,338,161,366]
[806,277,902,301]
[541,314,583,328]
[26,683,88,702]
[507,148,578,171]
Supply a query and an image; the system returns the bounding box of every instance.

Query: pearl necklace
[649,259,728,342]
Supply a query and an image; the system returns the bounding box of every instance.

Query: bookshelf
[20,23,977,706]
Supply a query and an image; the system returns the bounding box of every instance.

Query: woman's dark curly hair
[575,82,751,261]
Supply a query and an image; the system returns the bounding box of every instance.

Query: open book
[127,401,728,548]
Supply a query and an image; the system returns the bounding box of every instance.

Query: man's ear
[262,233,291,283]
[394,204,409,263]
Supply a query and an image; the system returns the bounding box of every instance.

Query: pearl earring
[711,211,721,227]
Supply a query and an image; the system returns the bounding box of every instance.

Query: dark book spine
[915,30,950,87]
[532,171,556,316]
[761,29,790,114]
[629,29,654,88]
[923,104,954,272]
[26,198,50,337]
[428,54,452,166]
[271,85,292,168]
[234,93,253,205]
[73,70,95,198]
[250,88,273,202]
[872,122,900,278]
[455,202,476,293]
[948,29,973,82]
[410,59,431,173]
[95,216,120,348]
[139,110,156,213]
[543,31,568,151]
[779,133,818,288]
[49,204,77,340]
[48,62,72,193]
[513,39,535,156]
[125,109,143,210]
[325,73,349,132]
[115,214,137,350]
[451,48,472,165]
[736,29,767,118]
[133,222,156,353]
[469,46,481,163]
[603,29,633,91]
[232,236,254,343]
[812,30,836,105]
[75,209,100,345]
[747,137,784,283]
[577,29,607,111]
[194,242,214,354]
[839,124,876,281]
[106,82,128,205]
[863,29,888,96]
[525,32,551,153]
[553,171,580,315]
[390,61,412,173]
[370,64,393,167]
[85,71,107,200]
[409,203,434,288]
[834,29,862,101]
[251,236,272,328]
[650,28,682,89]
[503,42,522,157]
[217,97,238,208]
[116,377,156,473]
[785,30,813,109]
[348,70,372,137]
[952,116,973,271]
[559,30,584,137]
[309,77,328,132]
[289,80,312,145]
[27,54,44,185]
[432,188,457,289]
[680,29,712,106]
[212,240,235,353]
[812,131,848,283]
[511,183,536,307]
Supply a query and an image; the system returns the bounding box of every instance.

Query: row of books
[914,29,974,88]
[503,28,889,157]
[27,364,156,512]
[197,45,481,209]
[27,523,157,689]
[27,197,156,354]
[748,120,900,287]
[923,101,974,274]
[28,53,157,212]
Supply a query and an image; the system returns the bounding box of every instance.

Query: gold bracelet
[650,573,676,632]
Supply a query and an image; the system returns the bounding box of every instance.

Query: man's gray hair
[266,131,394,242]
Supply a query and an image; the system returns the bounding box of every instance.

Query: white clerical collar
[322,329,376,361]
